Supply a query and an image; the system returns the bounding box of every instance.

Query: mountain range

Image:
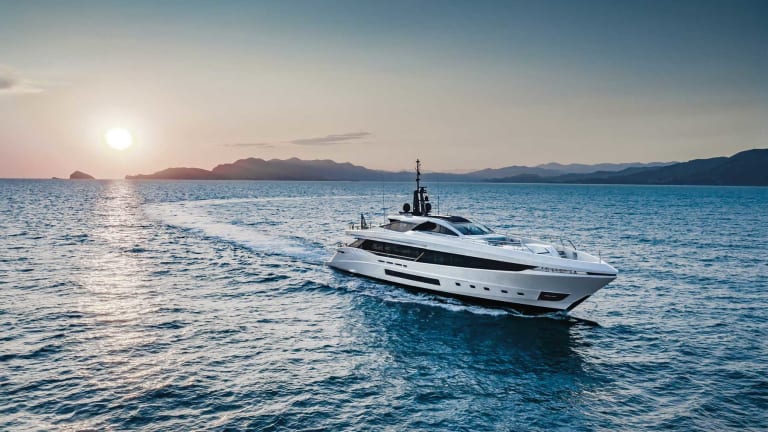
[492,149,768,186]
[124,149,768,186]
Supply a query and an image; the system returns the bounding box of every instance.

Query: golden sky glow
[0,1,766,178]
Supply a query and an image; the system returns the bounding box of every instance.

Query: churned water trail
[2,180,767,430]
[143,195,369,264]
[143,196,539,317]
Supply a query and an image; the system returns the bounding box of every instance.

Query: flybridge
[403,159,432,216]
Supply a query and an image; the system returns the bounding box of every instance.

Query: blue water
[1,180,767,431]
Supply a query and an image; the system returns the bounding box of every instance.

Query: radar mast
[410,159,430,216]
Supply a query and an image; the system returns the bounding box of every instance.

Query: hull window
[538,292,569,301]
[384,269,440,285]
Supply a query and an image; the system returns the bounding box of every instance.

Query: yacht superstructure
[327,160,617,313]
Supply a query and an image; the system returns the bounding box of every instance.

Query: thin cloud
[0,76,15,89]
[220,132,371,148]
[0,65,44,95]
[222,142,274,148]
[288,132,370,146]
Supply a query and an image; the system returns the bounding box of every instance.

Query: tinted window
[435,225,458,236]
[382,221,417,232]
[413,222,437,231]
[413,222,458,236]
[357,240,531,271]
[450,222,493,235]
[433,216,470,223]
[361,240,422,259]
[418,250,531,271]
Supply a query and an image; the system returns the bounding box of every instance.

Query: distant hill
[535,161,675,175]
[210,157,410,181]
[491,149,768,186]
[69,170,95,180]
[462,162,674,179]
[126,158,675,181]
[126,159,411,181]
[125,149,767,185]
[126,167,222,180]
[463,165,563,179]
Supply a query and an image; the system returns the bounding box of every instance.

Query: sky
[1,0,766,178]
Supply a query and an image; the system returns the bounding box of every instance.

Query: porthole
[483,287,490,291]
[501,290,508,294]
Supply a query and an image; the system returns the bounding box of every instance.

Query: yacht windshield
[413,221,458,236]
[382,221,417,232]
[450,222,493,235]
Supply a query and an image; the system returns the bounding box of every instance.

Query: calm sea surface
[1,180,767,431]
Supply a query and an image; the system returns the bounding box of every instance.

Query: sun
[105,128,133,150]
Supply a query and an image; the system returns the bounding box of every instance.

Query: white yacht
[327,160,617,314]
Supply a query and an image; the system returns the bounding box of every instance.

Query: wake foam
[143,198,333,263]
[144,197,590,322]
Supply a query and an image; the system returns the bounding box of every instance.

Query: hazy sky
[1,0,766,178]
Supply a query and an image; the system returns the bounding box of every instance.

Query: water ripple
[1,180,766,430]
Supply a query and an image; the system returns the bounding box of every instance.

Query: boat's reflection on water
[338,283,607,426]
[346,278,598,378]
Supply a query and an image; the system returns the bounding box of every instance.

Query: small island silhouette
[69,171,95,180]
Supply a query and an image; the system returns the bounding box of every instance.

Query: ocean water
[1,179,767,431]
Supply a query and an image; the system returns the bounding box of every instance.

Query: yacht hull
[327,247,615,313]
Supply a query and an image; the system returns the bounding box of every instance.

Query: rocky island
[69,171,95,180]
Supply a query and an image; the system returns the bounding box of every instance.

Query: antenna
[412,159,422,215]
[416,159,421,192]
[382,188,386,223]
[407,158,431,216]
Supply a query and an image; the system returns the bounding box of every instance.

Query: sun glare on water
[105,128,133,150]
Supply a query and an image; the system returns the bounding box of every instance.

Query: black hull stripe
[332,268,574,315]
[359,240,534,272]
[384,269,440,285]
